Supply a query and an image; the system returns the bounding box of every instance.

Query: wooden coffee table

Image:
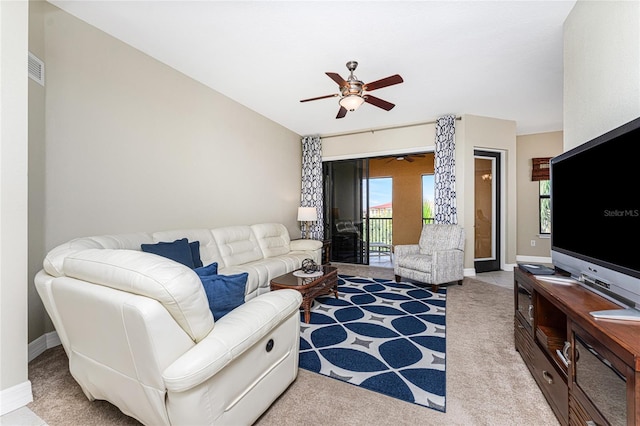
[270,265,339,323]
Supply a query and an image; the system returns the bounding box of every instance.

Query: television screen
[551,119,640,279]
[551,117,640,312]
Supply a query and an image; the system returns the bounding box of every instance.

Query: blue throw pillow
[199,273,248,320]
[141,238,195,269]
[189,241,203,268]
[194,262,218,277]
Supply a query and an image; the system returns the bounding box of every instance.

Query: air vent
[28,52,44,86]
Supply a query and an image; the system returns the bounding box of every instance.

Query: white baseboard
[503,263,516,272]
[463,268,476,277]
[0,380,33,416]
[0,332,63,416]
[28,331,60,362]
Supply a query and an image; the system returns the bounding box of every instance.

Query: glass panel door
[474,150,501,272]
[323,159,368,264]
[367,177,393,266]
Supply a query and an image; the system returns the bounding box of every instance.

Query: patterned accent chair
[394,224,465,292]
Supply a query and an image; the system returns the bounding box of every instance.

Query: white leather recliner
[35,237,303,425]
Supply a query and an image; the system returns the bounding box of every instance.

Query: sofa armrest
[290,239,322,251]
[162,289,302,392]
[393,244,420,257]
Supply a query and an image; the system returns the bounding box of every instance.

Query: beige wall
[28,0,50,346]
[564,0,640,150]
[459,115,517,270]
[515,131,563,259]
[0,0,31,413]
[42,4,302,250]
[322,122,437,160]
[369,154,435,246]
[323,114,518,273]
[28,4,303,341]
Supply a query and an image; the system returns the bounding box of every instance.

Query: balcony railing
[368,217,392,245]
[366,217,435,248]
[367,217,435,240]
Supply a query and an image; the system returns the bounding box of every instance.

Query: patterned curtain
[433,115,458,224]
[300,136,324,240]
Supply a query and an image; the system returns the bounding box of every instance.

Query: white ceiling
[48,0,577,137]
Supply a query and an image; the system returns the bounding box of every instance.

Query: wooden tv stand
[514,267,640,425]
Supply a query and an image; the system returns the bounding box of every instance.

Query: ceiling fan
[300,61,403,119]
[385,153,426,163]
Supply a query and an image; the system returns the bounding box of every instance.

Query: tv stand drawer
[531,345,568,424]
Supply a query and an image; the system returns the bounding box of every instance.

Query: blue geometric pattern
[434,114,458,225]
[300,136,324,239]
[299,275,446,412]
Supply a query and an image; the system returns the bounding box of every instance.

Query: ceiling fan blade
[336,106,347,119]
[326,72,348,87]
[300,93,339,103]
[364,95,395,111]
[405,157,415,162]
[364,74,403,91]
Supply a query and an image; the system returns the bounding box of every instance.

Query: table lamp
[297,207,318,239]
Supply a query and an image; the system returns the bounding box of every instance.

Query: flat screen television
[551,116,640,320]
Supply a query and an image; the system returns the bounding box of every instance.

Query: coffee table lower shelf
[270,266,339,323]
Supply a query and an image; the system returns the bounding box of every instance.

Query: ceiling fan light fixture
[339,95,365,111]
[300,61,403,118]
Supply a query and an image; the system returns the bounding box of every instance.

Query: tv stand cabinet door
[569,322,635,426]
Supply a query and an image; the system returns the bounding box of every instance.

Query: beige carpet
[27,265,559,425]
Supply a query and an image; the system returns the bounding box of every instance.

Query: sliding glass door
[323,159,368,264]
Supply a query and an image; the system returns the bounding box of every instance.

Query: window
[539,180,550,234]
[532,157,551,235]
[422,174,434,224]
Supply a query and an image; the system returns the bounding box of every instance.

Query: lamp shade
[339,95,365,111]
[297,207,318,221]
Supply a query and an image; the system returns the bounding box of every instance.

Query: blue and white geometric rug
[299,275,447,412]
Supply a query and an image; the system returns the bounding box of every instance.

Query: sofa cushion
[396,253,433,273]
[189,242,203,268]
[251,223,291,258]
[200,273,248,320]
[62,249,214,342]
[43,232,155,277]
[289,239,323,252]
[141,238,196,269]
[212,226,263,267]
[215,264,261,300]
[194,262,218,277]
[153,229,224,269]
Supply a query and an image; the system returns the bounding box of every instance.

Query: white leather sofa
[34,223,321,425]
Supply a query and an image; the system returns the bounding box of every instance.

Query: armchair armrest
[432,249,464,283]
[393,244,420,257]
[162,289,302,392]
[290,239,322,251]
[432,248,464,263]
